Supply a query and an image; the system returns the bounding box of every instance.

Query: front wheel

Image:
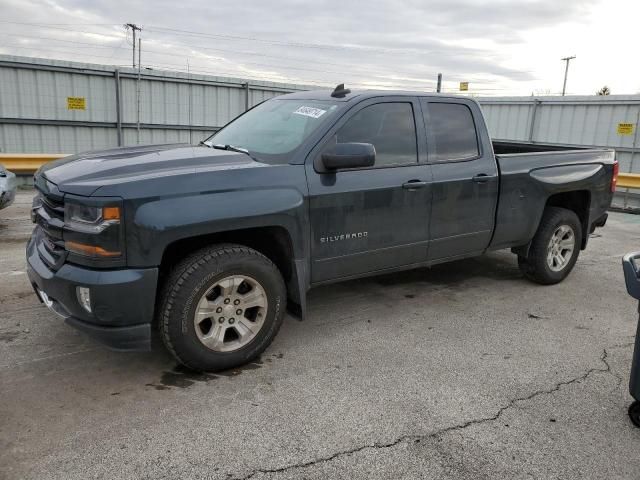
[159,244,286,372]
[518,207,582,285]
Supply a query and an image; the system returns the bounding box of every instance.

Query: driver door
[305,98,433,283]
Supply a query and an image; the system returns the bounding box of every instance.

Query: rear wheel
[159,244,286,372]
[518,207,582,285]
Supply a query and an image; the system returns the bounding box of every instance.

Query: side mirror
[321,143,375,170]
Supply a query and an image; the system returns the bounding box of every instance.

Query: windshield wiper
[198,140,212,148]
[211,144,258,161]
[212,143,248,154]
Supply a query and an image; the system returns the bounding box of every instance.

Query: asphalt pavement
[1,189,640,479]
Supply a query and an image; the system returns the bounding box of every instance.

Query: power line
[145,26,361,51]
[0,43,522,93]
[0,22,122,37]
[14,22,529,76]
[0,43,129,60]
[0,44,320,83]
[0,23,538,93]
[0,22,525,67]
[0,21,120,26]
[145,24,535,72]
[0,22,535,84]
[0,43,533,94]
[0,32,444,84]
[0,33,125,49]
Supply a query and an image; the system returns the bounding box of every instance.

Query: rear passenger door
[306,98,432,283]
[421,99,499,261]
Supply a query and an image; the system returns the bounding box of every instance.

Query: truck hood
[39,143,266,196]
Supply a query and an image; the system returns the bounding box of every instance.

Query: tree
[596,86,611,95]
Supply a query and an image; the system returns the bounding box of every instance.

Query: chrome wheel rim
[193,275,268,352]
[546,225,575,272]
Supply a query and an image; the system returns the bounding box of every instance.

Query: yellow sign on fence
[617,123,635,135]
[67,97,86,110]
[459,82,469,91]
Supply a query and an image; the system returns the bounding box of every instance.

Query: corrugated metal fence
[0,55,312,153]
[478,95,640,207]
[1,56,639,186]
[478,95,640,175]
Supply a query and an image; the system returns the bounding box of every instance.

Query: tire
[518,207,582,285]
[159,244,286,372]
[629,401,640,428]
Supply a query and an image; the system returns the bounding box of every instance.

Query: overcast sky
[0,0,638,96]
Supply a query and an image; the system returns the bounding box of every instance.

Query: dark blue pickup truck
[27,85,617,371]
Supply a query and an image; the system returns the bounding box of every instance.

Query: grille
[33,188,67,270]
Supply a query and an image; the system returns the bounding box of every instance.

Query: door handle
[472,174,491,183]
[402,180,427,190]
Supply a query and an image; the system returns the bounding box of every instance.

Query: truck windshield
[203,99,340,164]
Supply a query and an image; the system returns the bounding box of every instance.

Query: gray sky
[1,0,638,95]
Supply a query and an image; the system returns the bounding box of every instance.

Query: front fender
[126,187,307,266]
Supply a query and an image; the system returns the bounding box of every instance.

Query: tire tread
[158,244,284,371]
[518,207,581,285]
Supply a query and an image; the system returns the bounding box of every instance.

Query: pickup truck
[27,85,617,371]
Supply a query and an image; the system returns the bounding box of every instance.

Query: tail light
[611,160,619,192]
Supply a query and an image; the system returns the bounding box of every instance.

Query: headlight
[63,201,123,259]
[64,203,121,233]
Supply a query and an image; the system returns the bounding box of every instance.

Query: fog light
[76,286,92,313]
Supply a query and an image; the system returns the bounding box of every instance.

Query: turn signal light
[102,206,121,221]
[65,241,121,258]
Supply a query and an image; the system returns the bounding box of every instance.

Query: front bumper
[26,234,158,351]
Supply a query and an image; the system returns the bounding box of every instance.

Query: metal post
[132,28,136,69]
[528,99,541,142]
[114,69,123,146]
[436,73,442,93]
[561,55,575,96]
[623,108,640,208]
[187,59,192,145]
[136,38,141,144]
[244,82,250,111]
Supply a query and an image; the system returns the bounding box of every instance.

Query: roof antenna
[331,83,351,98]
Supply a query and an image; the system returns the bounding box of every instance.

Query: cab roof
[279,88,470,103]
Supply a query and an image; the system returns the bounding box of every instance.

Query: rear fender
[492,159,612,252]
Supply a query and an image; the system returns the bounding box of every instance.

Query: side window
[333,102,418,167]
[426,103,479,162]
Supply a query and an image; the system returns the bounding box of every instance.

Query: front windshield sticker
[293,106,327,119]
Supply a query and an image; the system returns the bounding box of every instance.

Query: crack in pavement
[233,347,624,480]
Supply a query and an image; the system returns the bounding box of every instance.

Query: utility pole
[136,37,141,143]
[561,55,576,96]
[436,73,442,93]
[125,23,142,68]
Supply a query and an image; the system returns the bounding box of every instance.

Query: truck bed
[489,141,616,251]
[492,140,592,155]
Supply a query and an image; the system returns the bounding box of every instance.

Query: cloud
[0,0,604,94]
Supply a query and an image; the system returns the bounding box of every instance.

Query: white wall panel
[479,96,640,175]
[0,55,312,154]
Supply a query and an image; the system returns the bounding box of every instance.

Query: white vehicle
[0,164,17,210]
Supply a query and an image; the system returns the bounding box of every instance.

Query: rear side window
[425,103,479,161]
[334,102,417,167]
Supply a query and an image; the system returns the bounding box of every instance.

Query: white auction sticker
[293,106,327,119]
